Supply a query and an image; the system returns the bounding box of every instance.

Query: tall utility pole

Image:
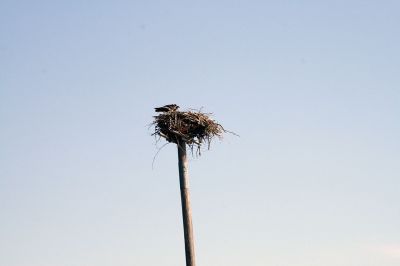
[177,140,196,266]
[152,104,229,266]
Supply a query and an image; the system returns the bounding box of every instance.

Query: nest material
[152,109,226,154]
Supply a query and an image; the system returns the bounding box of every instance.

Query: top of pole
[151,104,230,155]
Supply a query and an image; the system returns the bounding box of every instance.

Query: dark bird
[155,104,180,113]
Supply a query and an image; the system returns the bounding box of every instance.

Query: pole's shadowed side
[177,140,196,266]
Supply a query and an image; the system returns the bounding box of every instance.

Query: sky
[1,0,399,265]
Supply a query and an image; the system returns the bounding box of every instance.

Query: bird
[155,104,180,113]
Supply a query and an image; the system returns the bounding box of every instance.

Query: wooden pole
[177,140,196,266]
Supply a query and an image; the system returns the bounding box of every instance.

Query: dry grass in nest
[152,108,229,155]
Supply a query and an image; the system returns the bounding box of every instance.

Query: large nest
[152,107,226,154]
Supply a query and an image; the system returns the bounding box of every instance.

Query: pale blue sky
[1,1,399,266]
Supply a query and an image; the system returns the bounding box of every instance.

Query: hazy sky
[1,1,399,266]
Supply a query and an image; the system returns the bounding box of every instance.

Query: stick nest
[152,109,226,154]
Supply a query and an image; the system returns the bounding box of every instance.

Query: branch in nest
[152,107,235,155]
